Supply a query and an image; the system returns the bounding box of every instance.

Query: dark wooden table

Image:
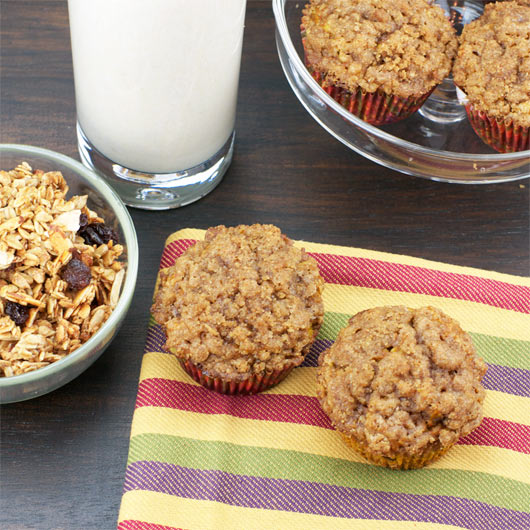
[1,1,528,529]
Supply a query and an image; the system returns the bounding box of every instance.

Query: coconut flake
[53,209,81,233]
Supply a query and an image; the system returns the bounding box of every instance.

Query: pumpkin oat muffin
[301,0,458,124]
[317,306,486,469]
[152,224,324,394]
[453,2,530,152]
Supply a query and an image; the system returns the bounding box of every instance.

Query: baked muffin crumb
[302,0,457,99]
[453,2,530,128]
[317,306,486,467]
[152,224,324,381]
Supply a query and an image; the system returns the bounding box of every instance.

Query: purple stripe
[482,364,530,398]
[144,323,167,354]
[144,327,530,398]
[123,461,530,530]
[301,339,333,367]
[304,340,529,398]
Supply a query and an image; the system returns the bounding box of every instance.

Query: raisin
[70,248,93,267]
[60,258,92,290]
[78,213,88,230]
[5,300,30,326]
[78,222,119,246]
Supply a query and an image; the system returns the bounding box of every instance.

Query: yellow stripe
[130,407,530,485]
[322,284,530,341]
[118,490,458,530]
[165,228,530,287]
[140,353,319,396]
[483,390,530,426]
[140,352,184,382]
[140,353,530,426]
[165,227,204,245]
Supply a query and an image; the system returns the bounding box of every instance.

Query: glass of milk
[68,0,247,209]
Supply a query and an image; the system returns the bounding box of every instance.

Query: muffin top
[317,306,486,460]
[302,0,457,99]
[453,2,530,127]
[152,224,324,380]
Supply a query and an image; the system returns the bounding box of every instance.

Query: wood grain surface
[1,1,528,529]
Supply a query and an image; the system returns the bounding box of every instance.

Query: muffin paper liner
[179,360,295,395]
[465,104,530,153]
[301,30,432,125]
[119,228,530,530]
[309,69,433,126]
[341,433,453,470]
[178,323,320,394]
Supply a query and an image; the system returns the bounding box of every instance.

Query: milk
[68,0,246,174]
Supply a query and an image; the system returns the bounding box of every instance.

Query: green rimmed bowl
[0,144,138,403]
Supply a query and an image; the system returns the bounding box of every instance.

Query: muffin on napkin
[152,224,324,395]
[301,0,457,125]
[453,1,530,152]
[317,305,487,469]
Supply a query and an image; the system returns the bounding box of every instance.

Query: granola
[0,162,125,377]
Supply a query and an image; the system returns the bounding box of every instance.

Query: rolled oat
[0,162,125,377]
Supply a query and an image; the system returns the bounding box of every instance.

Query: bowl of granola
[0,144,138,403]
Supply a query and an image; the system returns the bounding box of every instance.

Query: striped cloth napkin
[118,228,530,530]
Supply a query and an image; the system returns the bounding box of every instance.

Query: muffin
[317,306,486,469]
[453,2,530,152]
[301,0,458,125]
[152,224,324,395]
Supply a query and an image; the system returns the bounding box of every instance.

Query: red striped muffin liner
[179,359,295,395]
[464,104,530,153]
[301,29,432,125]
[309,69,433,126]
[176,317,322,396]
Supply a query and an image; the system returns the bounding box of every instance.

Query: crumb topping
[152,224,324,380]
[453,2,530,127]
[302,0,457,98]
[317,306,486,459]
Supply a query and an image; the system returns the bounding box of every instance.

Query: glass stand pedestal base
[419,77,466,124]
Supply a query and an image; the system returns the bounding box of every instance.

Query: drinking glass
[68,0,247,209]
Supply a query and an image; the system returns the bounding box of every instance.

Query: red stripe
[159,239,195,268]
[458,417,530,453]
[136,378,530,455]
[118,521,185,530]
[159,239,530,314]
[311,253,530,314]
[136,377,331,427]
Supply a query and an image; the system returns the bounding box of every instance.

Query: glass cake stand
[273,0,530,184]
